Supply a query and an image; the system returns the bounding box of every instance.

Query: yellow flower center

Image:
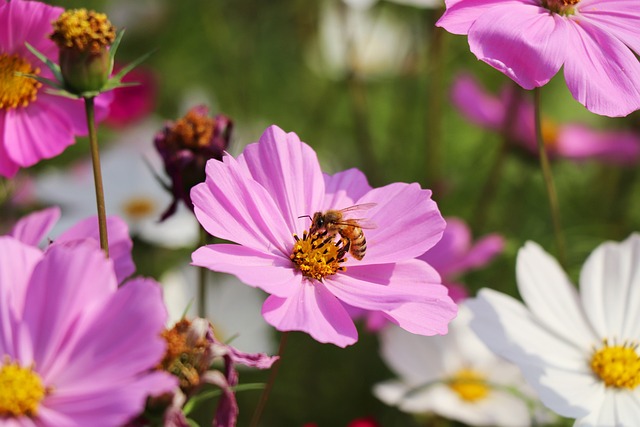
[542,0,579,15]
[290,230,348,281]
[0,53,42,110]
[0,359,46,417]
[50,9,116,54]
[591,340,640,389]
[448,369,490,402]
[122,196,156,220]
[541,117,559,152]
[166,108,216,150]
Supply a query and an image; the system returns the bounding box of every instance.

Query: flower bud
[154,106,232,220]
[50,9,116,94]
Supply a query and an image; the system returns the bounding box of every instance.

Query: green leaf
[24,42,63,83]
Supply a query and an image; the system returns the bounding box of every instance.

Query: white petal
[580,234,640,340]
[372,380,410,406]
[517,242,597,348]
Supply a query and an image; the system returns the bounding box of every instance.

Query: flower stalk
[84,96,109,257]
[533,88,566,266]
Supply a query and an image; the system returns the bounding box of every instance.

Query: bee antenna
[298,215,312,221]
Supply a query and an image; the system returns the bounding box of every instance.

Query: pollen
[542,0,580,15]
[165,108,216,149]
[591,340,640,390]
[448,368,490,402]
[50,9,116,54]
[159,319,210,391]
[290,230,348,281]
[122,196,156,220]
[0,53,42,110]
[0,358,46,417]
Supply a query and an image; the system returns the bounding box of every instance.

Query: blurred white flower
[34,120,199,249]
[161,266,275,355]
[469,235,640,426]
[374,303,539,426]
[307,0,414,80]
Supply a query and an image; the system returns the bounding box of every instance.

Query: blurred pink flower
[452,74,640,165]
[105,65,157,128]
[0,236,176,425]
[9,206,135,283]
[362,217,504,331]
[436,0,640,117]
[0,0,111,178]
[191,125,456,347]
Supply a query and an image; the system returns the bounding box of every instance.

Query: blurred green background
[28,0,640,425]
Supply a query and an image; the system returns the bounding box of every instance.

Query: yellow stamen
[159,319,211,391]
[0,359,46,417]
[542,0,579,15]
[290,230,348,281]
[448,369,490,402]
[591,340,640,389]
[0,53,42,110]
[166,108,216,149]
[50,9,116,54]
[122,197,156,220]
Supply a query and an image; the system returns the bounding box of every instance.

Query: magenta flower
[437,0,640,117]
[191,125,457,347]
[0,236,176,426]
[9,206,135,283]
[362,217,504,331]
[105,65,157,128]
[0,0,111,178]
[452,74,640,164]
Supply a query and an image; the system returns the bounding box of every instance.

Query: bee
[307,203,377,260]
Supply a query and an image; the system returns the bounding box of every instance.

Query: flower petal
[237,125,325,233]
[192,154,292,255]
[517,241,597,347]
[192,243,299,298]
[10,207,61,247]
[436,0,526,35]
[580,0,640,54]
[579,234,640,340]
[0,112,20,178]
[556,125,640,165]
[563,18,640,116]
[261,283,358,347]
[355,182,445,265]
[450,73,505,130]
[322,168,372,210]
[467,3,567,89]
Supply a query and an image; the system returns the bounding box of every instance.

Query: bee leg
[340,237,351,257]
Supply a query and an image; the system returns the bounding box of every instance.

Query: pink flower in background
[437,0,640,117]
[452,74,640,165]
[9,206,135,283]
[0,237,176,426]
[362,217,504,331]
[105,65,157,128]
[191,125,456,347]
[0,0,111,178]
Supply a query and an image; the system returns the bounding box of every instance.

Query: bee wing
[337,203,377,215]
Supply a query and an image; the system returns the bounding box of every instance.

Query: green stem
[249,332,289,427]
[198,226,208,318]
[533,88,566,266]
[84,96,109,257]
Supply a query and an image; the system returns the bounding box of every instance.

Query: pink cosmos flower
[191,125,457,347]
[361,217,504,331]
[105,65,157,128]
[452,74,640,165]
[9,206,135,283]
[0,236,176,426]
[0,0,111,178]
[436,0,640,117]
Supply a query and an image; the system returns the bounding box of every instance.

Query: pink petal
[355,182,445,265]
[322,168,372,210]
[0,0,62,55]
[450,73,505,130]
[192,155,292,255]
[0,112,20,178]
[556,125,640,164]
[580,0,640,54]
[192,244,300,298]
[436,0,527,35]
[237,125,325,233]
[56,216,135,284]
[51,91,114,135]
[467,4,567,89]
[563,18,640,116]
[261,283,358,347]
[10,207,61,246]
[19,241,117,375]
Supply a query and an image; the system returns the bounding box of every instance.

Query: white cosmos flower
[34,120,199,248]
[374,303,537,426]
[468,234,640,426]
[161,266,275,355]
